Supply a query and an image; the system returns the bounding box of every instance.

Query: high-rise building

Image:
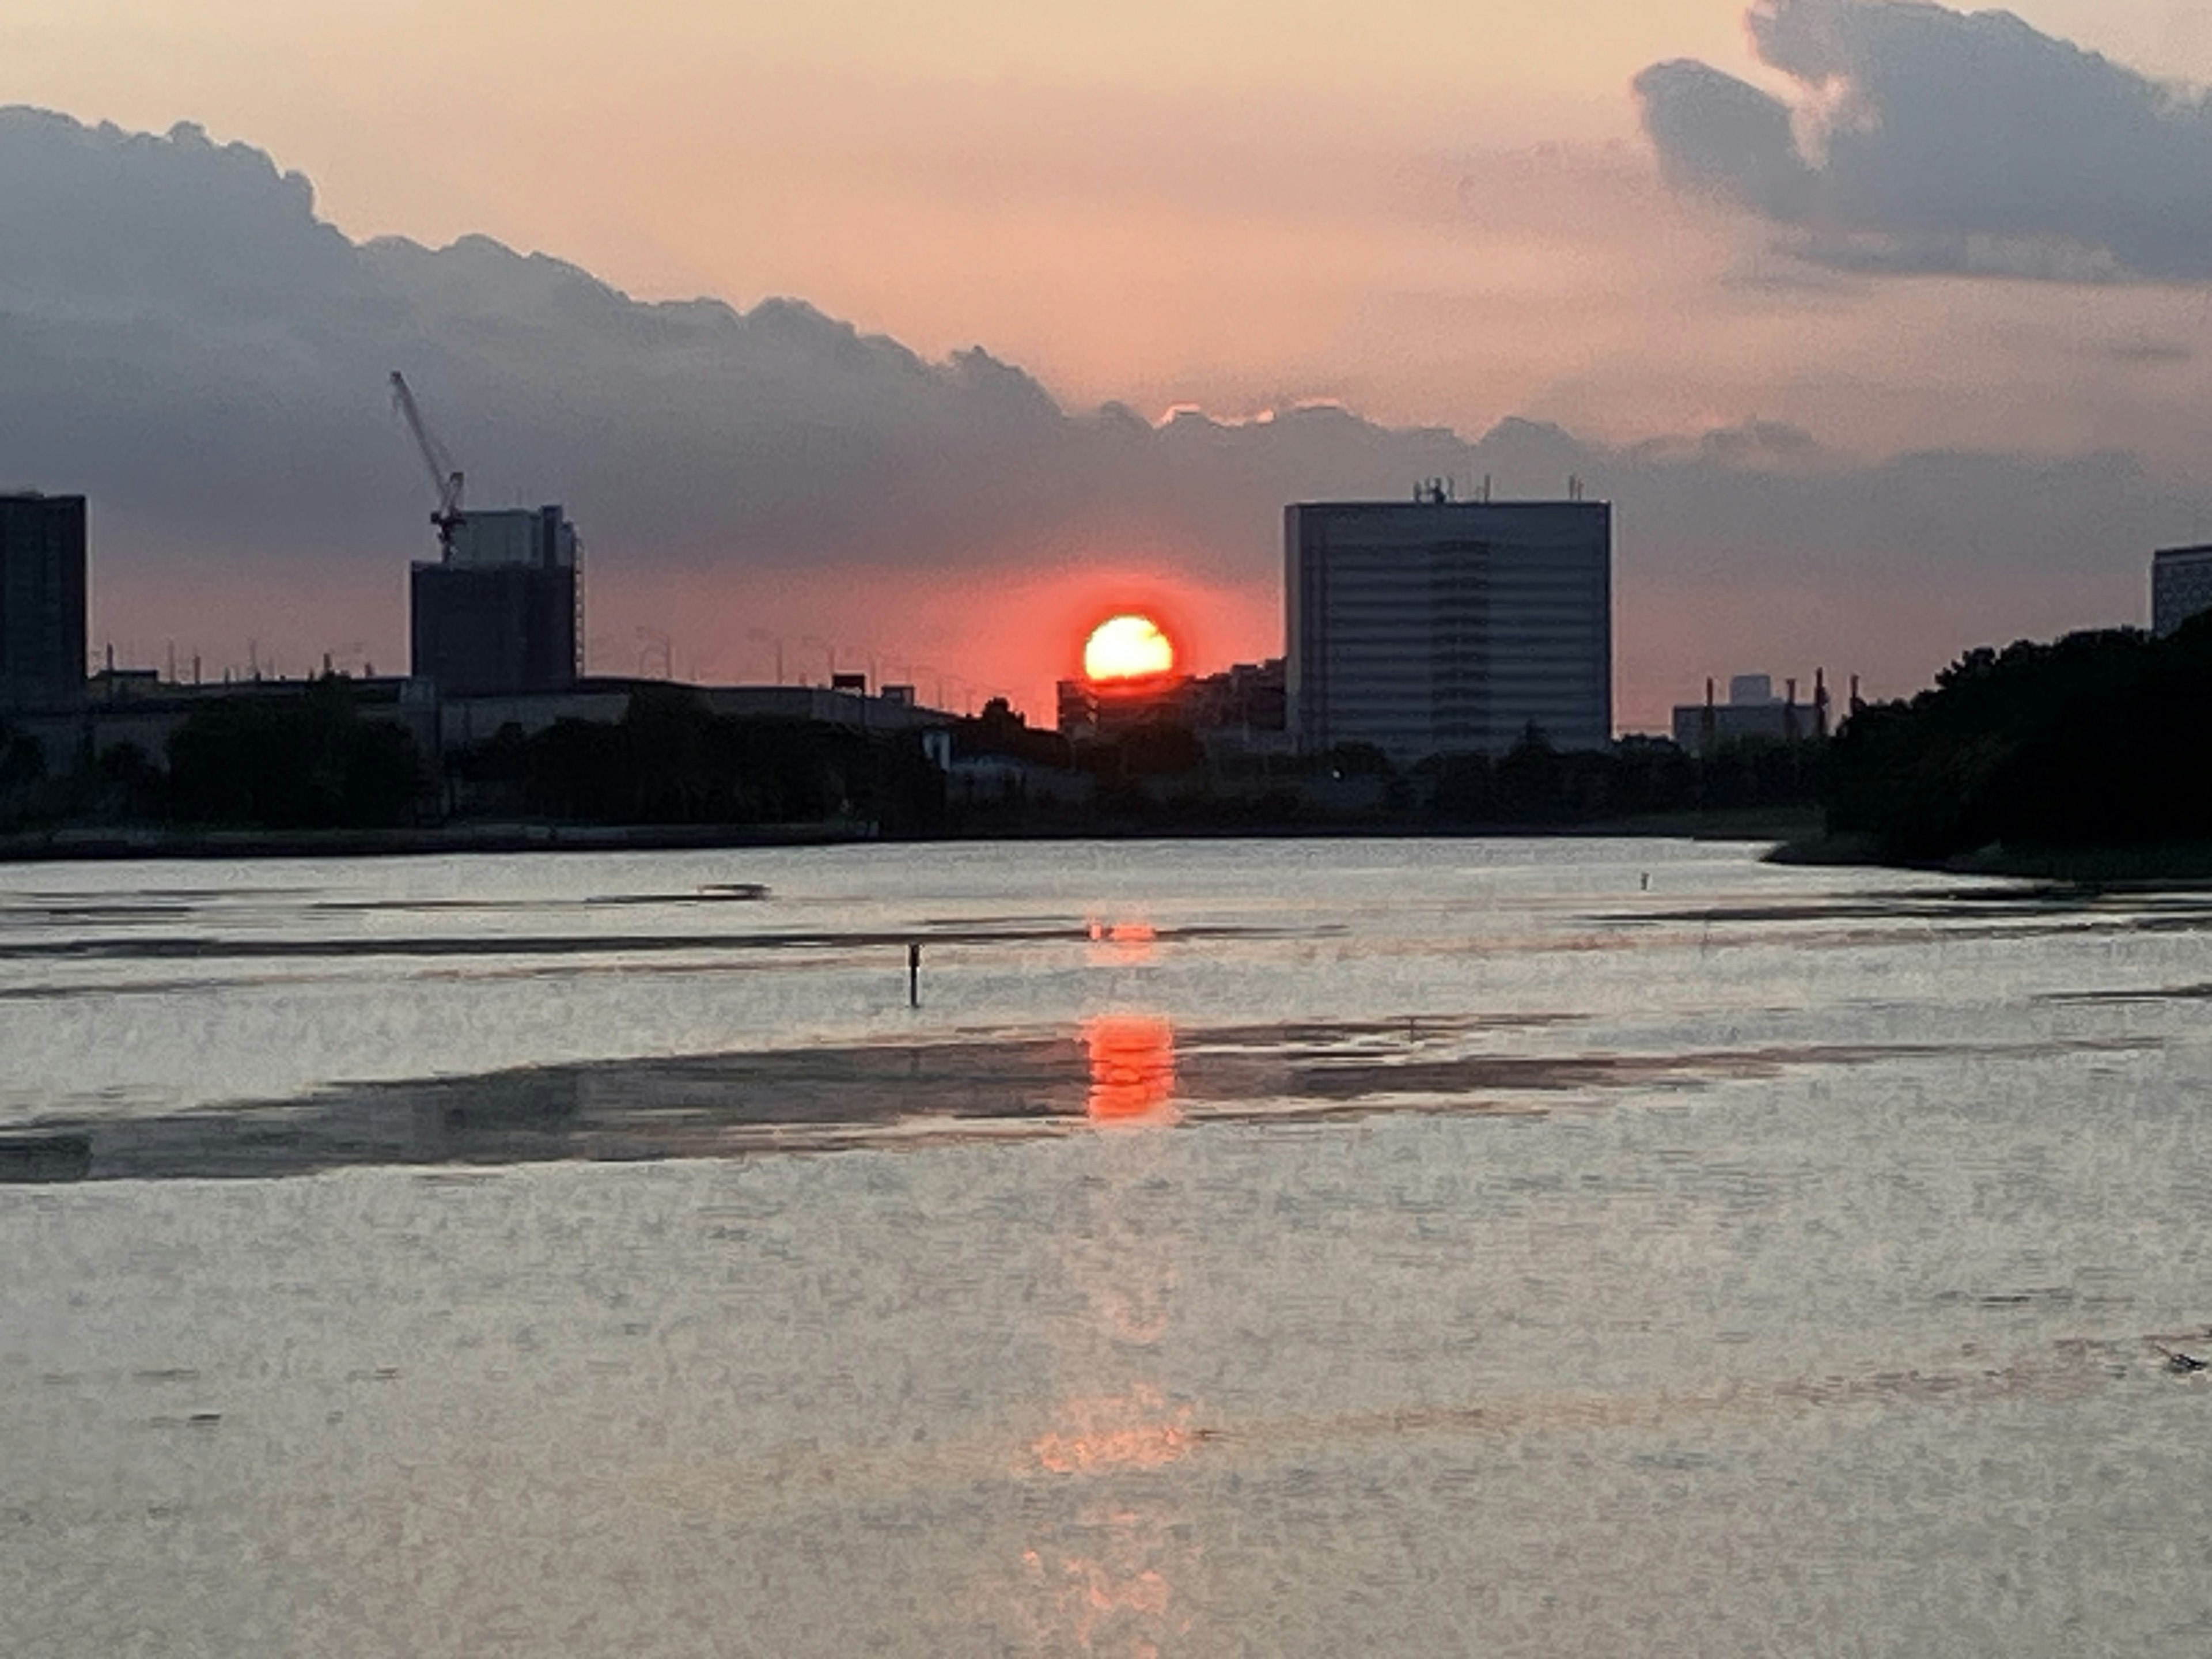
[2152,544,2212,638]
[1286,498,1611,760]
[410,506,579,696]
[0,493,88,712]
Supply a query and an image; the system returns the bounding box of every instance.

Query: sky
[8,0,2212,727]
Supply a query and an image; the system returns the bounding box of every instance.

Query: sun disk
[1084,613,1176,682]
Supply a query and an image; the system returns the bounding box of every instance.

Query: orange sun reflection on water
[1085,917,1158,964]
[1083,1016,1178,1124]
[1013,1029,1201,1653]
[1030,1384,1201,1476]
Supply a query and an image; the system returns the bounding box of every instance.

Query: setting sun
[1083,613,1176,683]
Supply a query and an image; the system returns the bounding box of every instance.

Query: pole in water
[908,941,922,1009]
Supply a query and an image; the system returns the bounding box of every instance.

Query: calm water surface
[3,838,2211,1655]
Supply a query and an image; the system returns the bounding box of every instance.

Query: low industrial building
[438,679,951,751]
[1670,673,1831,756]
[1055,658,1288,748]
[4,674,952,791]
[1056,673,1183,741]
[3,673,436,783]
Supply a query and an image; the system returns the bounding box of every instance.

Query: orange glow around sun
[1083,613,1176,683]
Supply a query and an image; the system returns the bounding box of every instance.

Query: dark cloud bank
[1638,0,2212,281]
[0,104,2195,706]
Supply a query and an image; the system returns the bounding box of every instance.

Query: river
[3,839,2209,1654]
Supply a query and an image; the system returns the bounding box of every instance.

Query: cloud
[0,105,2199,724]
[1636,0,2212,281]
[1638,58,1817,221]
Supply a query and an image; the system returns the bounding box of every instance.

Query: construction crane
[388,370,465,557]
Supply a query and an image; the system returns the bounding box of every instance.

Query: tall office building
[0,493,88,712]
[1286,498,1611,760]
[410,506,579,696]
[2152,544,2212,638]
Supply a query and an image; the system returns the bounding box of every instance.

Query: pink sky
[16,2,2212,726]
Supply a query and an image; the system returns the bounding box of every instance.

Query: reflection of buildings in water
[1083,1014,1177,1125]
[1002,1013,1203,1654]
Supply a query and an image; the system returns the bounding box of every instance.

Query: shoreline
[0,806,1823,864]
[0,820,882,863]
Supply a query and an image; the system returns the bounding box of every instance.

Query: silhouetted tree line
[945,703,1824,832]
[165,680,424,827]
[1827,618,2212,861]
[451,687,944,831]
[0,722,44,797]
[1415,727,1822,824]
[954,698,1073,769]
[1082,721,1207,781]
[1,682,1835,840]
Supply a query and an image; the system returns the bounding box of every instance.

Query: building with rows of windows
[1285,497,1611,762]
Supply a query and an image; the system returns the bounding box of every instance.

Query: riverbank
[0,805,1824,863]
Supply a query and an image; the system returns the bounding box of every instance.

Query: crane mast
[389,370,465,557]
